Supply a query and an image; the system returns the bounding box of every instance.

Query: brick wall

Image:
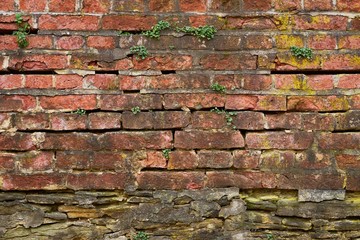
[0,0,359,239]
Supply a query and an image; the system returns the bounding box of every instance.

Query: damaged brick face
[0,0,359,239]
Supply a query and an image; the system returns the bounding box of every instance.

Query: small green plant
[143,20,171,39]
[176,25,217,40]
[73,109,86,115]
[211,83,226,93]
[13,13,30,48]
[133,231,149,240]
[266,233,275,240]
[211,107,237,129]
[169,45,175,50]
[117,30,131,36]
[162,149,171,160]
[130,45,149,60]
[290,46,313,60]
[131,106,141,115]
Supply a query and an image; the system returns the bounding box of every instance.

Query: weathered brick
[98,131,173,150]
[246,132,314,150]
[168,150,198,169]
[25,75,53,89]
[102,15,156,30]
[39,15,100,31]
[55,75,82,89]
[307,34,337,50]
[243,35,272,49]
[336,154,360,170]
[9,54,68,71]
[18,151,53,172]
[0,153,15,171]
[133,55,193,70]
[190,112,227,129]
[100,94,162,111]
[88,112,122,129]
[49,0,76,12]
[295,151,332,170]
[50,113,87,131]
[339,36,360,49]
[0,113,12,130]
[260,151,296,171]
[56,151,91,170]
[66,173,127,190]
[265,113,302,130]
[287,96,350,112]
[213,75,241,89]
[338,74,360,89]
[0,133,35,151]
[275,35,304,49]
[41,133,99,151]
[226,95,286,111]
[0,0,14,11]
[39,95,97,110]
[19,0,46,11]
[113,0,145,12]
[0,75,23,89]
[274,0,301,11]
[323,54,360,70]
[2,174,64,190]
[233,112,265,130]
[83,0,110,13]
[337,0,360,12]
[83,74,118,90]
[0,95,36,112]
[142,151,167,168]
[306,75,334,90]
[91,152,126,171]
[209,0,240,12]
[175,130,244,149]
[243,0,271,11]
[70,55,133,71]
[0,35,18,50]
[137,172,205,190]
[243,75,272,91]
[56,36,84,50]
[350,95,360,109]
[15,113,50,130]
[347,175,360,191]
[149,0,176,11]
[164,93,225,110]
[233,150,261,169]
[302,113,335,131]
[27,35,53,49]
[179,0,206,11]
[122,112,153,130]
[304,0,333,10]
[153,112,191,129]
[278,174,344,190]
[318,133,360,150]
[350,17,360,30]
[200,54,257,70]
[294,15,348,30]
[335,111,360,130]
[197,150,233,169]
[87,36,115,49]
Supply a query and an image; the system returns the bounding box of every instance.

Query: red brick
[122,112,153,130]
[133,55,193,71]
[337,0,360,12]
[99,131,173,150]
[19,0,46,11]
[335,111,360,130]
[0,133,35,151]
[306,75,334,90]
[210,0,240,12]
[179,0,206,11]
[0,75,23,89]
[55,75,83,89]
[19,151,53,171]
[164,93,225,110]
[278,173,344,190]
[41,133,99,151]
[336,154,360,170]
[27,36,53,49]
[0,35,18,50]
[149,0,176,11]
[304,0,333,10]
[257,96,287,111]
[246,132,314,150]
[233,150,261,169]
[87,36,115,49]
[226,95,286,111]
[350,95,360,109]
[2,174,64,190]
[296,151,332,170]
[70,55,133,71]
[225,95,258,110]
[260,151,295,171]
[88,112,122,129]
[307,34,336,50]
[168,150,198,170]
[66,173,127,190]
[275,35,304,49]
[206,171,277,189]
[274,53,321,71]
[102,15,156,30]
[9,54,68,71]
[339,36,360,49]
[39,15,100,31]
[119,76,147,90]
[0,15,31,31]
[200,54,257,70]
[175,130,244,149]
[100,94,162,111]
[274,0,301,11]
[213,75,241,90]
[265,113,302,130]
[0,0,14,11]
[83,0,110,13]
[338,74,360,89]
[56,36,84,50]
[56,151,91,170]
[347,175,360,191]
[197,150,232,168]
[233,112,265,130]
[190,112,227,129]
[274,74,304,90]
[25,75,53,89]
[84,74,117,90]
[137,172,205,190]
[318,133,360,150]
[15,113,50,130]
[323,54,360,70]
[287,96,349,112]
[39,95,97,110]
[243,75,272,91]
[243,35,272,49]
[142,151,167,168]
[350,17,360,30]
[0,113,12,130]
[243,0,271,10]
[91,152,126,170]
[0,95,36,112]
[50,113,87,131]
[0,153,15,171]
[294,15,348,30]
[153,112,190,129]
[113,0,145,12]
[302,113,335,131]
[49,0,76,12]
